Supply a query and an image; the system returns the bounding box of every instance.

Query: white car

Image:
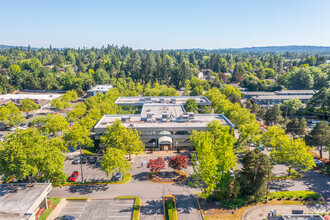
[314,159,323,166]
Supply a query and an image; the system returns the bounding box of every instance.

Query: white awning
[158,136,172,145]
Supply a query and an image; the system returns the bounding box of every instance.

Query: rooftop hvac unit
[162,112,169,119]
[160,98,165,103]
[171,99,176,104]
[147,112,154,118]
[121,116,130,122]
[188,112,195,119]
[139,98,145,102]
[145,97,151,100]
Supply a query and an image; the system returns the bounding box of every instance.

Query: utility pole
[79,145,84,183]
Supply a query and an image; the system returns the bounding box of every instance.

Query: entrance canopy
[158,136,172,145]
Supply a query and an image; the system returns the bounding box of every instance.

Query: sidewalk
[46,199,68,220]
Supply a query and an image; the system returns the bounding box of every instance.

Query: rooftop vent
[121,116,130,122]
[171,99,176,104]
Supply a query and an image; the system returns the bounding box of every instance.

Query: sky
[0,0,330,49]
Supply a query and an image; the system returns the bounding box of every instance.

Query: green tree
[0,128,67,183]
[101,148,131,178]
[64,123,93,149]
[305,121,330,159]
[40,114,69,136]
[68,102,87,122]
[19,98,39,115]
[0,102,26,126]
[262,126,314,175]
[101,120,144,160]
[184,99,198,113]
[239,148,273,201]
[190,120,237,200]
[280,99,302,117]
[50,98,64,110]
[264,104,282,125]
[307,88,330,120]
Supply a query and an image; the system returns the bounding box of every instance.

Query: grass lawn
[39,197,61,220]
[115,196,141,220]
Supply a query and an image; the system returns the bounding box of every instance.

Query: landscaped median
[66,197,90,201]
[147,170,187,183]
[115,196,141,220]
[269,169,302,180]
[53,172,131,186]
[163,195,178,220]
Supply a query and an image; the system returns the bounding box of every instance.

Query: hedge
[268,191,321,200]
[66,197,89,200]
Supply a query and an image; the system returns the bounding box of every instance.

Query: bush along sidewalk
[267,191,321,201]
[115,196,141,220]
[163,195,178,220]
[66,197,90,201]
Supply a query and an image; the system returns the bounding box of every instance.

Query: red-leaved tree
[168,155,189,170]
[147,157,165,174]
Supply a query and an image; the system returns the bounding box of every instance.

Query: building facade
[94,96,235,150]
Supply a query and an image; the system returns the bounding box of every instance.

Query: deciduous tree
[19,98,39,115]
[147,157,165,174]
[101,148,131,178]
[168,155,189,170]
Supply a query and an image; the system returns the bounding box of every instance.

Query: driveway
[50,154,202,220]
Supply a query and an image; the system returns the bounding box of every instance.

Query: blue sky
[0,0,330,49]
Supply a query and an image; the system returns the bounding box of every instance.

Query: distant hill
[0,44,39,50]
[1,44,330,54]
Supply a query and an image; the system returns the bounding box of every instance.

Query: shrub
[66,197,89,200]
[222,198,245,209]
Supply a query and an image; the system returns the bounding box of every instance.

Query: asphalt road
[50,154,202,220]
[50,154,330,219]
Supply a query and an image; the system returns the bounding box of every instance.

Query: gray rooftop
[0,183,51,219]
[276,90,316,95]
[242,91,276,96]
[87,84,113,92]
[253,95,313,100]
[115,96,211,106]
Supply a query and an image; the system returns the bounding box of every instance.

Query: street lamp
[79,145,84,183]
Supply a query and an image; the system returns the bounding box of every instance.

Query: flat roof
[277,90,316,94]
[115,96,211,106]
[282,214,324,220]
[94,113,234,130]
[242,91,276,96]
[253,95,313,100]
[0,183,51,219]
[87,84,113,92]
[0,94,61,101]
[141,104,185,118]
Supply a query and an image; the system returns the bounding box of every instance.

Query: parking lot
[56,199,134,220]
[64,155,110,183]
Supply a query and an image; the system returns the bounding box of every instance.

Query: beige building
[94,96,235,150]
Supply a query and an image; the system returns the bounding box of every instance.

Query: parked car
[55,215,75,220]
[111,173,123,181]
[89,157,98,164]
[314,159,323,166]
[69,147,76,152]
[81,157,88,164]
[26,114,33,119]
[7,126,18,131]
[68,171,79,182]
[72,157,81,164]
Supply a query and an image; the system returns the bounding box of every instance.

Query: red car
[68,171,79,182]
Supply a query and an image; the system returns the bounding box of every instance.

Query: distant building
[87,84,113,97]
[198,72,204,79]
[242,91,276,99]
[94,96,234,150]
[275,90,316,96]
[0,183,52,220]
[0,92,62,108]
[252,95,313,105]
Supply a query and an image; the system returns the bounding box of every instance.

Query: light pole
[79,145,84,183]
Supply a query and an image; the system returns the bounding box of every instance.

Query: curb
[147,170,187,184]
[314,168,330,177]
[196,197,205,220]
[115,196,141,220]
